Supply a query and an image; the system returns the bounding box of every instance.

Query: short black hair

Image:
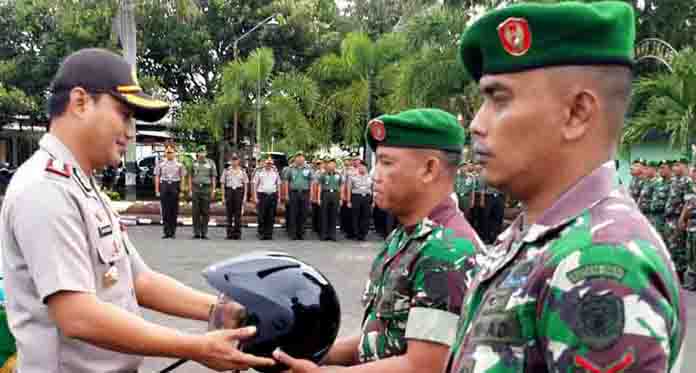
[47,90,71,120]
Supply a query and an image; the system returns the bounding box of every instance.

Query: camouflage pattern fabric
[455,172,475,210]
[650,177,671,237]
[637,177,656,220]
[446,162,685,373]
[628,177,643,202]
[665,176,692,274]
[683,196,696,286]
[358,202,481,363]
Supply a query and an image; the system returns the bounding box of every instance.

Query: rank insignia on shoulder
[574,350,635,373]
[45,159,72,178]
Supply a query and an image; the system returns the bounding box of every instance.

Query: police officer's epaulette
[45,159,72,178]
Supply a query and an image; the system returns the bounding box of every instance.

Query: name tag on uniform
[303,169,310,177]
[98,223,113,237]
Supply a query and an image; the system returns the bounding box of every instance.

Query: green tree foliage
[622,48,696,152]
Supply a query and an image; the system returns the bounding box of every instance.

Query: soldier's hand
[156,191,160,197]
[195,327,275,371]
[273,349,321,373]
[346,202,352,208]
[211,191,216,200]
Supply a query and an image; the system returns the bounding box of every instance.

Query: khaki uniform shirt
[154,159,185,182]
[349,174,372,195]
[0,133,149,373]
[254,169,280,193]
[220,167,248,189]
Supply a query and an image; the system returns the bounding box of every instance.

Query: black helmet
[202,252,341,373]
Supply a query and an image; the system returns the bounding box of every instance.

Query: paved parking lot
[127,226,695,372]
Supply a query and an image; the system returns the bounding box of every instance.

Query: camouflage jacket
[358,197,482,363]
[650,177,672,214]
[446,162,685,373]
[665,176,692,217]
[628,177,643,201]
[455,173,475,209]
[637,177,657,213]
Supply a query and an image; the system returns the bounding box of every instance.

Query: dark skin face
[630,163,642,177]
[326,161,336,172]
[372,147,434,218]
[294,155,305,167]
[165,151,175,161]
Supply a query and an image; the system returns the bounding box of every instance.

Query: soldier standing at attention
[253,158,281,240]
[311,158,324,234]
[650,160,673,239]
[220,154,248,240]
[274,108,483,373]
[665,158,691,283]
[447,2,685,372]
[638,160,658,222]
[284,151,313,240]
[316,158,342,241]
[0,48,273,373]
[628,158,645,201]
[189,145,217,239]
[281,154,294,234]
[679,187,696,291]
[341,155,358,239]
[347,159,373,241]
[155,144,186,239]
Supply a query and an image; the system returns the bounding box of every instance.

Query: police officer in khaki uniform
[347,159,373,241]
[220,154,248,239]
[0,48,273,373]
[189,145,217,239]
[155,144,186,239]
[253,158,281,240]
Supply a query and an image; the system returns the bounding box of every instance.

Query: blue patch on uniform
[499,261,534,289]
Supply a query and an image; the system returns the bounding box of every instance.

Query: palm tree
[622,48,696,154]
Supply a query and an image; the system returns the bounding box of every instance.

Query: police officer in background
[347,159,372,241]
[189,145,217,239]
[253,158,281,240]
[340,154,357,239]
[284,151,313,240]
[155,144,186,239]
[0,48,273,373]
[316,158,342,241]
[220,154,248,240]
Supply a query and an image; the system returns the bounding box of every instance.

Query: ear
[562,89,598,142]
[421,155,440,184]
[67,87,92,119]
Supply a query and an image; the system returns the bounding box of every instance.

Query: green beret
[293,151,305,158]
[646,160,659,168]
[458,1,635,82]
[632,158,645,165]
[365,108,465,153]
[196,145,207,153]
[679,158,689,164]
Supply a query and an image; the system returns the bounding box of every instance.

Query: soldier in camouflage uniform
[637,161,658,224]
[455,161,475,218]
[274,109,484,373]
[628,158,644,201]
[665,158,691,282]
[650,160,673,239]
[447,3,685,373]
[678,192,696,290]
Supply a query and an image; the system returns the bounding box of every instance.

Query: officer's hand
[196,327,275,371]
[156,191,160,197]
[211,190,216,200]
[346,202,351,208]
[273,349,321,373]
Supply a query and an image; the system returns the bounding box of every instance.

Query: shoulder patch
[45,159,72,178]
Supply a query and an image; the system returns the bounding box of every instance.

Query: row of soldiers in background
[631,158,696,290]
[154,144,386,242]
[279,151,378,241]
[453,160,506,244]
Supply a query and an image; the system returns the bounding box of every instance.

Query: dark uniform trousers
[351,193,371,240]
[160,180,180,237]
[341,203,354,238]
[257,192,277,239]
[312,202,321,233]
[289,190,310,239]
[192,183,211,237]
[481,192,505,244]
[321,190,340,240]
[225,187,244,238]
